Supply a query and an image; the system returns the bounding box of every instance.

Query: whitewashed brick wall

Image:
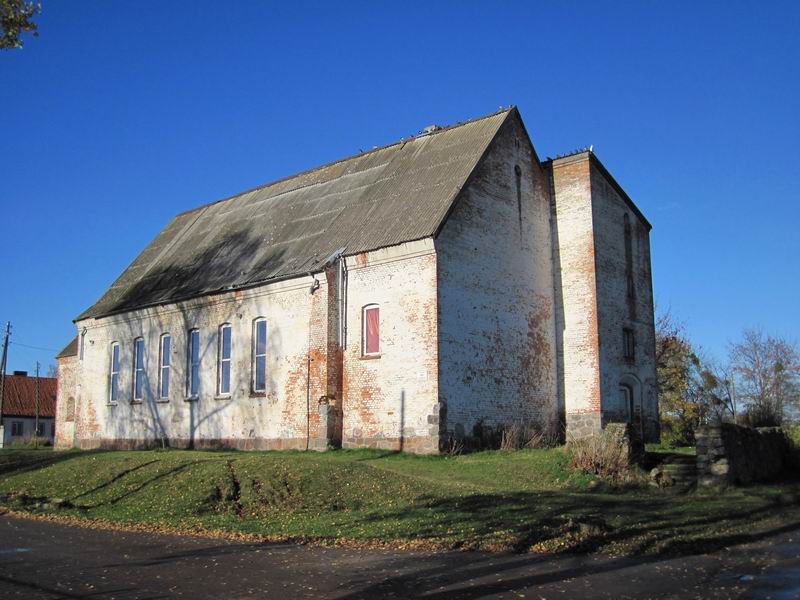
[342,240,440,452]
[590,162,659,440]
[436,114,559,442]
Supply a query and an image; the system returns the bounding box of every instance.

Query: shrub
[444,435,464,457]
[499,422,560,450]
[568,428,631,479]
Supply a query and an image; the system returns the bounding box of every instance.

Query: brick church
[55,107,658,452]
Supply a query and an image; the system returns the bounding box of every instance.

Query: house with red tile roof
[1,372,56,446]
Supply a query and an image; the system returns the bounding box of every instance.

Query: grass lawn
[1,447,798,556]
[645,443,696,456]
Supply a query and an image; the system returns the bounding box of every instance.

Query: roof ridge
[175,107,515,218]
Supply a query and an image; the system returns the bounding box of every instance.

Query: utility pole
[35,361,40,449]
[0,321,10,449]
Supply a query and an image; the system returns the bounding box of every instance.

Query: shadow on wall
[100,230,291,448]
[549,181,567,436]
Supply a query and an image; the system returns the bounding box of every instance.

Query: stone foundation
[75,437,313,451]
[73,433,441,454]
[566,411,602,440]
[603,422,644,464]
[342,434,440,454]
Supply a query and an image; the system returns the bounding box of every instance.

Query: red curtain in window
[366,307,380,354]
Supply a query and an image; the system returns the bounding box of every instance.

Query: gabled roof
[78,108,514,320]
[1,374,56,418]
[56,336,78,359]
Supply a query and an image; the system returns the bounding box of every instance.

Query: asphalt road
[0,516,799,599]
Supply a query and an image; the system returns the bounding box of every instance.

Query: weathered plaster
[437,114,559,443]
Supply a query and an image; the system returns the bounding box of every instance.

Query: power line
[8,341,59,352]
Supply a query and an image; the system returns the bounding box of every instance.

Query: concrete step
[647,452,699,487]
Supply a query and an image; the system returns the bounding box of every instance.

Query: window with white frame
[109,342,120,402]
[252,318,267,392]
[133,337,145,401]
[362,304,380,356]
[159,334,171,399]
[218,324,232,396]
[187,329,200,398]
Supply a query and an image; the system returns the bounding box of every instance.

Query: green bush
[786,425,800,446]
[658,416,695,448]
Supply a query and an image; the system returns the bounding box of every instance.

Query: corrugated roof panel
[77,109,512,319]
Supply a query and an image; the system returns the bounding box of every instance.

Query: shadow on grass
[357,485,800,556]
[0,449,110,477]
[75,461,203,510]
[70,460,160,502]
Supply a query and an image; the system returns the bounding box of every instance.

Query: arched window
[252,318,267,392]
[623,327,635,361]
[109,342,120,403]
[187,329,200,399]
[514,164,523,236]
[158,333,171,400]
[132,337,144,401]
[624,214,634,299]
[362,304,380,356]
[217,324,232,396]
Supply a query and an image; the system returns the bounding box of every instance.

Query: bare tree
[729,328,800,426]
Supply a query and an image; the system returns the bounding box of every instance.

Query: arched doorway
[619,384,634,423]
[618,374,642,436]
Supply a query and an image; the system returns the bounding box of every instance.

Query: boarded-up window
[363,305,380,355]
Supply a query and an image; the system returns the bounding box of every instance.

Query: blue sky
[1,1,798,372]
